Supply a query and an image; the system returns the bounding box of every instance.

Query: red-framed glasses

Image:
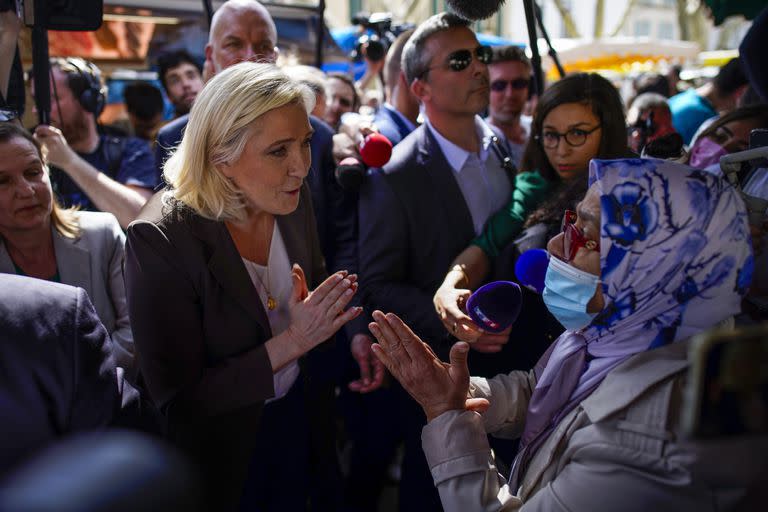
[561,210,599,262]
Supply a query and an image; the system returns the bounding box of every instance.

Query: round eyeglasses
[535,125,601,149]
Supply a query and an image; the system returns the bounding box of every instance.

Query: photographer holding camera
[0,2,22,124]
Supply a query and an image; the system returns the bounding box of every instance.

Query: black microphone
[335,133,393,190]
[445,0,507,20]
[335,157,367,190]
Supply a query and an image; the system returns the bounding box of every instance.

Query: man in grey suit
[0,274,119,478]
[356,12,516,511]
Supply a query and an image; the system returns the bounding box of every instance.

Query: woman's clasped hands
[284,264,362,356]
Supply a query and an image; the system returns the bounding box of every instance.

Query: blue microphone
[515,248,550,294]
[466,281,522,333]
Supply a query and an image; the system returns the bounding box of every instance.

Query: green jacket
[472,170,551,259]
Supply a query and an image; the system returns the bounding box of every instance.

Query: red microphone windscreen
[359,133,393,168]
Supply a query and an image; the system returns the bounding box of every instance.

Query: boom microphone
[466,281,522,333]
[445,0,507,21]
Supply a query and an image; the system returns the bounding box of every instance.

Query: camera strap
[489,135,519,183]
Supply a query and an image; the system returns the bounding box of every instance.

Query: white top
[424,115,512,235]
[485,114,531,168]
[241,223,299,403]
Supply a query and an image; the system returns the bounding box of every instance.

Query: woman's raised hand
[434,277,484,343]
[285,264,362,354]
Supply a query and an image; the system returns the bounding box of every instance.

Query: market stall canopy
[539,37,701,79]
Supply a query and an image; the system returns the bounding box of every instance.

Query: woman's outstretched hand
[368,311,489,421]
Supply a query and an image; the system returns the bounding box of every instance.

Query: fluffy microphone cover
[445,0,507,21]
[466,281,522,333]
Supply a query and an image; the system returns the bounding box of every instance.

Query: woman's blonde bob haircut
[163,62,315,221]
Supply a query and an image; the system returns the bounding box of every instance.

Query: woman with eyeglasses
[434,73,630,377]
[0,122,136,379]
[371,158,760,511]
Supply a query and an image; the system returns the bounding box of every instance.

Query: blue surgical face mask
[542,256,600,331]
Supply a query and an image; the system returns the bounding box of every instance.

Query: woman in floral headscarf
[367,158,763,511]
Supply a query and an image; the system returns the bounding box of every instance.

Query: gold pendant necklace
[262,218,277,311]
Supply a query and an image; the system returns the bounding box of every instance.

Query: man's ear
[411,77,429,104]
[204,43,213,66]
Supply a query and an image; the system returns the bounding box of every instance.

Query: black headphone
[62,57,107,116]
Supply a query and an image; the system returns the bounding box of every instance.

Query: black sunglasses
[420,46,493,78]
[490,78,530,92]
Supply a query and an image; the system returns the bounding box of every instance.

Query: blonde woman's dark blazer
[124,183,330,510]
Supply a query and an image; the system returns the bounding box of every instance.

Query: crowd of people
[0,1,767,511]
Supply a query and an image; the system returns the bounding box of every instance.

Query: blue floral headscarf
[589,158,752,349]
[514,158,753,485]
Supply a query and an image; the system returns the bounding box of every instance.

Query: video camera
[349,11,413,63]
[0,0,101,30]
[0,0,103,125]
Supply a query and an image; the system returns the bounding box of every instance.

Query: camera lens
[365,39,386,62]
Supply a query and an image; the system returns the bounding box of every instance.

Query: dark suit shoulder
[156,114,189,147]
[378,127,434,195]
[380,125,425,176]
[0,275,80,326]
[309,115,334,144]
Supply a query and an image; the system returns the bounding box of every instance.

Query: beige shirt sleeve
[469,368,537,437]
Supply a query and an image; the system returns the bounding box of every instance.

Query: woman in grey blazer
[0,122,135,379]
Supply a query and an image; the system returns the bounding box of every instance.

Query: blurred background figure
[486,45,533,168]
[371,28,418,147]
[669,58,748,145]
[283,64,329,120]
[157,50,204,118]
[325,72,360,131]
[687,104,768,172]
[0,431,201,512]
[30,58,157,229]
[626,92,681,157]
[123,81,165,143]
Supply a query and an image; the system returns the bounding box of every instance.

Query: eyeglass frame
[535,124,602,149]
[417,45,493,80]
[561,210,599,263]
[0,108,19,123]
[490,78,531,92]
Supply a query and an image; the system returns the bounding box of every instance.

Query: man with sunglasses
[486,45,533,167]
[357,12,517,512]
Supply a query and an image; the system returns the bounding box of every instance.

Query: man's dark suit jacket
[373,104,415,147]
[155,115,355,273]
[124,184,334,510]
[0,274,118,478]
[358,124,514,365]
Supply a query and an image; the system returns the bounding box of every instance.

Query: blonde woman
[124,62,360,511]
[0,122,135,379]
